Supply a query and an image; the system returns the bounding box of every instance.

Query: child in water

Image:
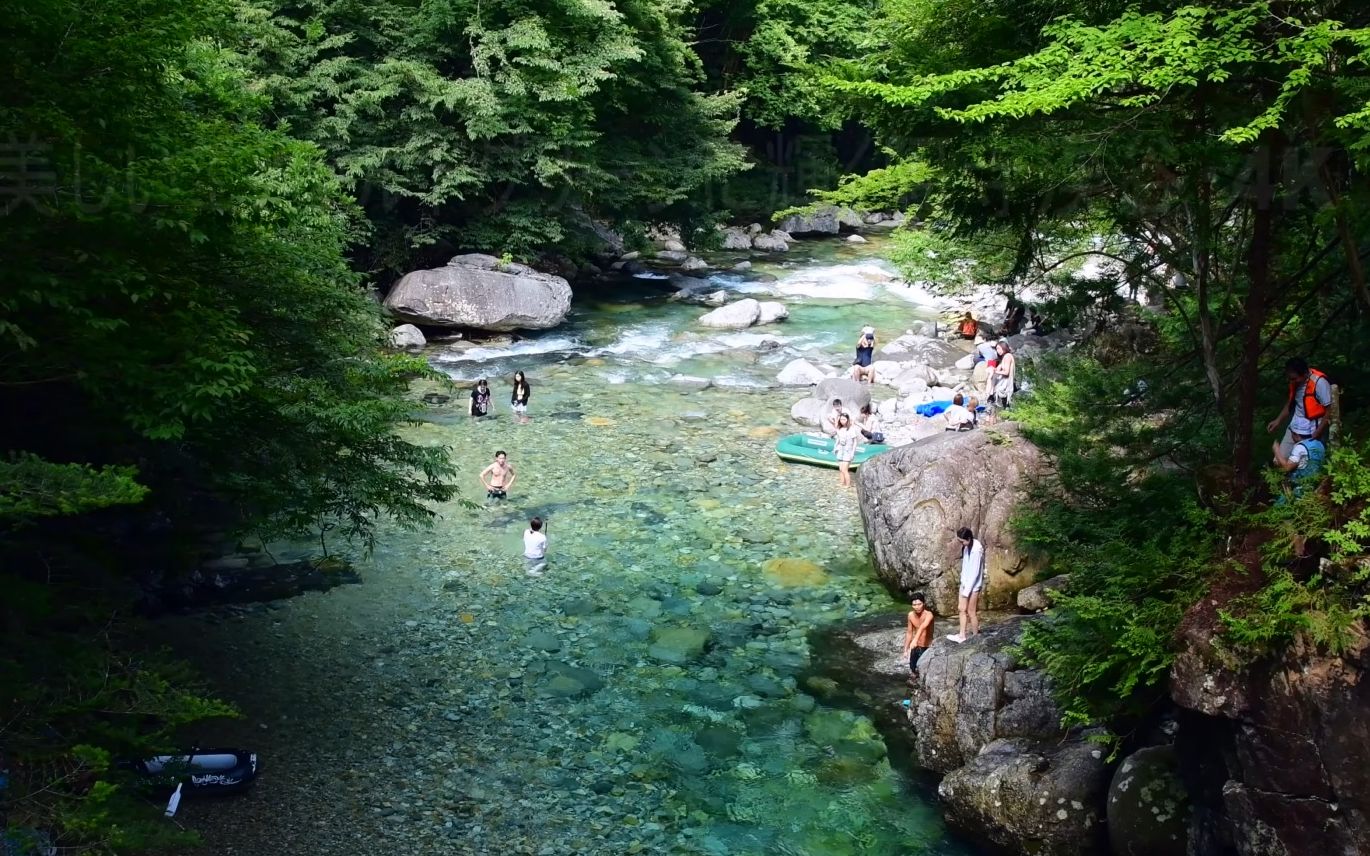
[523,516,547,576]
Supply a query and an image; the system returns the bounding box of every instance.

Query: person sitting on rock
[850,327,877,382]
[857,404,885,445]
[956,312,978,339]
[942,394,975,431]
[820,399,846,437]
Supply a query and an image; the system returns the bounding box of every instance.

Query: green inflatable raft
[775,433,889,469]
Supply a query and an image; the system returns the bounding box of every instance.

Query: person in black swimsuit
[469,378,492,417]
[850,326,876,382]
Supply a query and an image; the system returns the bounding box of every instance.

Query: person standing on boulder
[948,527,984,643]
[1266,357,1331,457]
[850,326,877,382]
[902,592,934,686]
[511,370,532,424]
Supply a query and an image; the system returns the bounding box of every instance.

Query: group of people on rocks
[901,355,1338,690]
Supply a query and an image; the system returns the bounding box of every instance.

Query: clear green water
[386,238,969,854]
[171,236,977,854]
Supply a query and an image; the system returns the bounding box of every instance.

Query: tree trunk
[1232,137,1283,488]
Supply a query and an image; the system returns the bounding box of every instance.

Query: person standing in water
[948,527,984,643]
[523,516,547,576]
[469,378,492,417]
[479,450,516,500]
[833,412,862,488]
[902,592,934,686]
[511,371,532,424]
[850,326,876,382]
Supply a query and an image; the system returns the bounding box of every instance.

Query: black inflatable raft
[125,748,259,795]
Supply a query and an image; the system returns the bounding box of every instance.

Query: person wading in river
[511,371,532,424]
[947,527,984,643]
[479,450,516,500]
[902,592,934,687]
[469,378,492,418]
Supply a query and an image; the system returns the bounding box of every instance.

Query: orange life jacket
[1288,368,1328,421]
[958,318,977,336]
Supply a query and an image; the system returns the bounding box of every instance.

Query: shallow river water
[164,237,979,855]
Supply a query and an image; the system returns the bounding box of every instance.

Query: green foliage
[240,0,748,270]
[0,455,148,526]
[1219,443,1370,657]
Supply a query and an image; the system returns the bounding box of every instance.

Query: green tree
[239,0,748,271]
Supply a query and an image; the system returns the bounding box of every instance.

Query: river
[162,236,979,855]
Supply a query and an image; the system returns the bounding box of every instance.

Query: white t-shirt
[1290,375,1332,436]
[523,530,547,559]
[943,404,974,428]
[959,539,985,596]
[1288,442,1312,473]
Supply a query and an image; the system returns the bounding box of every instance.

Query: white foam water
[772,264,883,300]
[432,334,584,364]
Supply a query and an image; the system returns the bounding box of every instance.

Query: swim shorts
[487,489,507,500]
[908,646,928,673]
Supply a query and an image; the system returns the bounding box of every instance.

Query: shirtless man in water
[479,450,516,500]
[902,592,933,687]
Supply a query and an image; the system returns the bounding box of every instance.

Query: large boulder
[836,207,865,229]
[777,359,828,387]
[756,301,789,325]
[389,323,427,349]
[880,333,965,368]
[1170,600,1370,855]
[790,398,827,427]
[719,226,753,250]
[813,378,871,412]
[384,254,572,331]
[752,231,790,252]
[855,423,1046,613]
[1106,745,1188,856]
[698,299,762,329]
[777,205,840,236]
[911,617,1110,854]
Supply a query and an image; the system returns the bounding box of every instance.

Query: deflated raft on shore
[775,433,889,469]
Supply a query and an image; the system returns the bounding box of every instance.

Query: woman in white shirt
[993,342,1016,407]
[832,413,863,488]
[948,527,984,642]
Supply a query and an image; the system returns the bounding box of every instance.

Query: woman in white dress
[833,412,862,488]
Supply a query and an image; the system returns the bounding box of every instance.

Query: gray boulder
[752,231,790,252]
[656,249,689,263]
[1017,574,1071,613]
[836,207,866,229]
[384,254,572,331]
[777,206,840,236]
[856,423,1046,613]
[911,617,1110,855]
[939,738,1109,855]
[880,334,964,368]
[719,226,753,250]
[1107,745,1188,856]
[389,323,427,349]
[790,397,827,427]
[777,359,828,387]
[698,299,762,329]
[756,301,789,325]
[814,378,871,412]
[681,256,709,272]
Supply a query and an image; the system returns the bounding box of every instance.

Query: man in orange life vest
[1266,357,1332,458]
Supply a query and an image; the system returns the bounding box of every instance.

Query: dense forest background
[3,0,1369,849]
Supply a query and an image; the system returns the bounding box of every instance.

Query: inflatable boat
[124,748,259,795]
[775,433,888,469]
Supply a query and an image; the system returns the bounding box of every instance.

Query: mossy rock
[762,558,827,587]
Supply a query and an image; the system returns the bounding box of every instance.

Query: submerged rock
[761,558,827,587]
[648,626,711,664]
[384,253,572,331]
